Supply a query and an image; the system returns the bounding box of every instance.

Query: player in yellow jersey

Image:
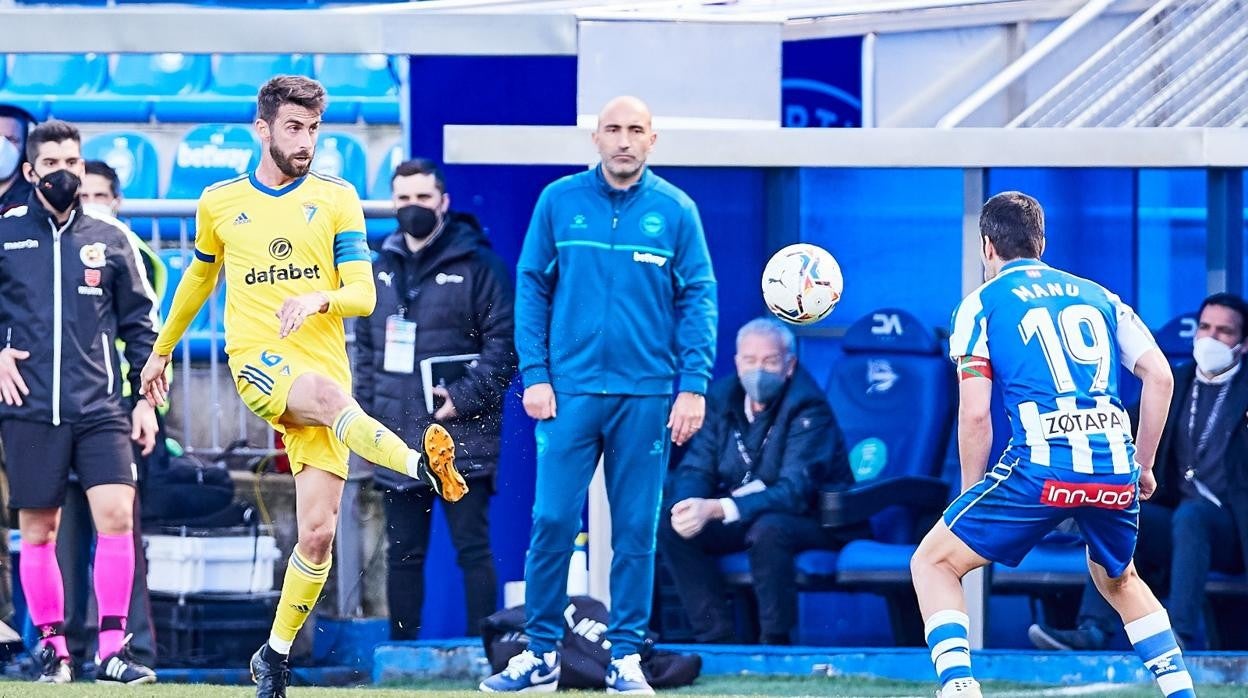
[137,76,466,698]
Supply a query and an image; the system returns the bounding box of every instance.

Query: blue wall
[400,48,1243,644]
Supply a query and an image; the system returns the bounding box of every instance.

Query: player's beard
[271,143,313,179]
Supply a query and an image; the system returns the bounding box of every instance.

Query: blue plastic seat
[1,53,107,121]
[369,141,405,200]
[311,132,368,198]
[82,131,160,239]
[813,309,956,644]
[167,124,260,200]
[160,248,227,362]
[366,142,404,242]
[154,54,312,123]
[1155,312,1198,364]
[717,550,841,589]
[315,54,399,123]
[83,131,160,200]
[57,53,212,122]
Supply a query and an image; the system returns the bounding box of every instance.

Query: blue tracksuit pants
[524,393,671,658]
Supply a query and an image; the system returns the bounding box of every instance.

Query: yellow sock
[268,548,330,654]
[331,405,410,475]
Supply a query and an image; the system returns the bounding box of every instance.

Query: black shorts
[1,418,136,509]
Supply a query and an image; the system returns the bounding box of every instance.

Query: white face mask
[0,139,19,182]
[1193,335,1239,375]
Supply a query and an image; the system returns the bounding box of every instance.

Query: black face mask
[36,169,81,214]
[397,204,440,241]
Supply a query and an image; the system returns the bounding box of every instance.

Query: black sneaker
[95,636,156,685]
[35,644,72,684]
[250,644,290,698]
[1028,622,1107,651]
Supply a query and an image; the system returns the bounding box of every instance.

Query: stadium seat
[52,54,207,121]
[311,132,368,198]
[1155,311,1199,363]
[366,142,404,242]
[315,54,400,123]
[167,124,260,200]
[160,248,227,362]
[82,131,160,239]
[83,131,160,200]
[58,53,212,122]
[815,309,956,644]
[153,54,313,123]
[0,53,108,121]
[369,141,405,200]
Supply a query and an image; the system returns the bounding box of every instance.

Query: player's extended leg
[910,521,991,698]
[284,372,464,501]
[18,508,73,683]
[1089,558,1195,697]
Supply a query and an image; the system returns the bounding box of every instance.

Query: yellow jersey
[154,171,375,364]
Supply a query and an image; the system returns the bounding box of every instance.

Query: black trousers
[57,479,156,667]
[658,510,837,644]
[1070,500,1244,645]
[382,481,496,640]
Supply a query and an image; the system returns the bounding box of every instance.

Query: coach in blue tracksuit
[481,96,717,694]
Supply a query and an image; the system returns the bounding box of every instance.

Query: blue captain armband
[334,231,369,265]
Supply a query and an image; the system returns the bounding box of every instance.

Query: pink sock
[19,540,67,658]
[93,533,135,659]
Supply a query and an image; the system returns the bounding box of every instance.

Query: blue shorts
[943,460,1140,577]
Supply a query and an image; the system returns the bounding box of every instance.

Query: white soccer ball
[761,243,843,325]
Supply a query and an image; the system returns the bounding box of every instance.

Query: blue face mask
[740,368,786,404]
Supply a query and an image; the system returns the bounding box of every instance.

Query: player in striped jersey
[910,192,1192,697]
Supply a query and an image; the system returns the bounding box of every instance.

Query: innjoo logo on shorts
[1041,480,1134,509]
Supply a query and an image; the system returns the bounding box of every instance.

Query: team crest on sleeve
[79,242,107,268]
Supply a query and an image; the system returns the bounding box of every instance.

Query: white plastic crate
[145,533,281,594]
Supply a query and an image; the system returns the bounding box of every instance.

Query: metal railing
[1010,0,1248,127]
[117,198,395,460]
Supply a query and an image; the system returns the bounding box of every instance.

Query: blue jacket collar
[593,163,652,197]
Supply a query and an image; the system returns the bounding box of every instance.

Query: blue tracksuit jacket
[515,165,717,396]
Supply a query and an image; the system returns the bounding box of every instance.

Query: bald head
[592,96,657,190]
[597,96,652,130]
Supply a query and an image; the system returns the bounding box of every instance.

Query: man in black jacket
[1031,292,1248,651]
[658,317,856,645]
[0,120,157,684]
[355,158,517,639]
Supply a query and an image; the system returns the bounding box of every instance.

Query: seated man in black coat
[658,317,857,645]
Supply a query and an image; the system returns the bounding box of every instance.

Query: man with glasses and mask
[0,104,36,214]
[1031,292,1248,652]
[656,317,856,645]
[0,119,159,684]
[354,158,516,641]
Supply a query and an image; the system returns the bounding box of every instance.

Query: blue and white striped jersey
[948,259,1158,475]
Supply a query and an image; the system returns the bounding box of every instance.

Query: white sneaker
[479,649,560,692]
[605,653,655,695]
[938,677,982,697]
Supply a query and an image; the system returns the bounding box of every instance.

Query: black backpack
[141,449,249,529]
[481,596,701,689]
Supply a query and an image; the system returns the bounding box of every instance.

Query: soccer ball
[761,243,843,325]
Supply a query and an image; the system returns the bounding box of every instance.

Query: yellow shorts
[230,346,351,480]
